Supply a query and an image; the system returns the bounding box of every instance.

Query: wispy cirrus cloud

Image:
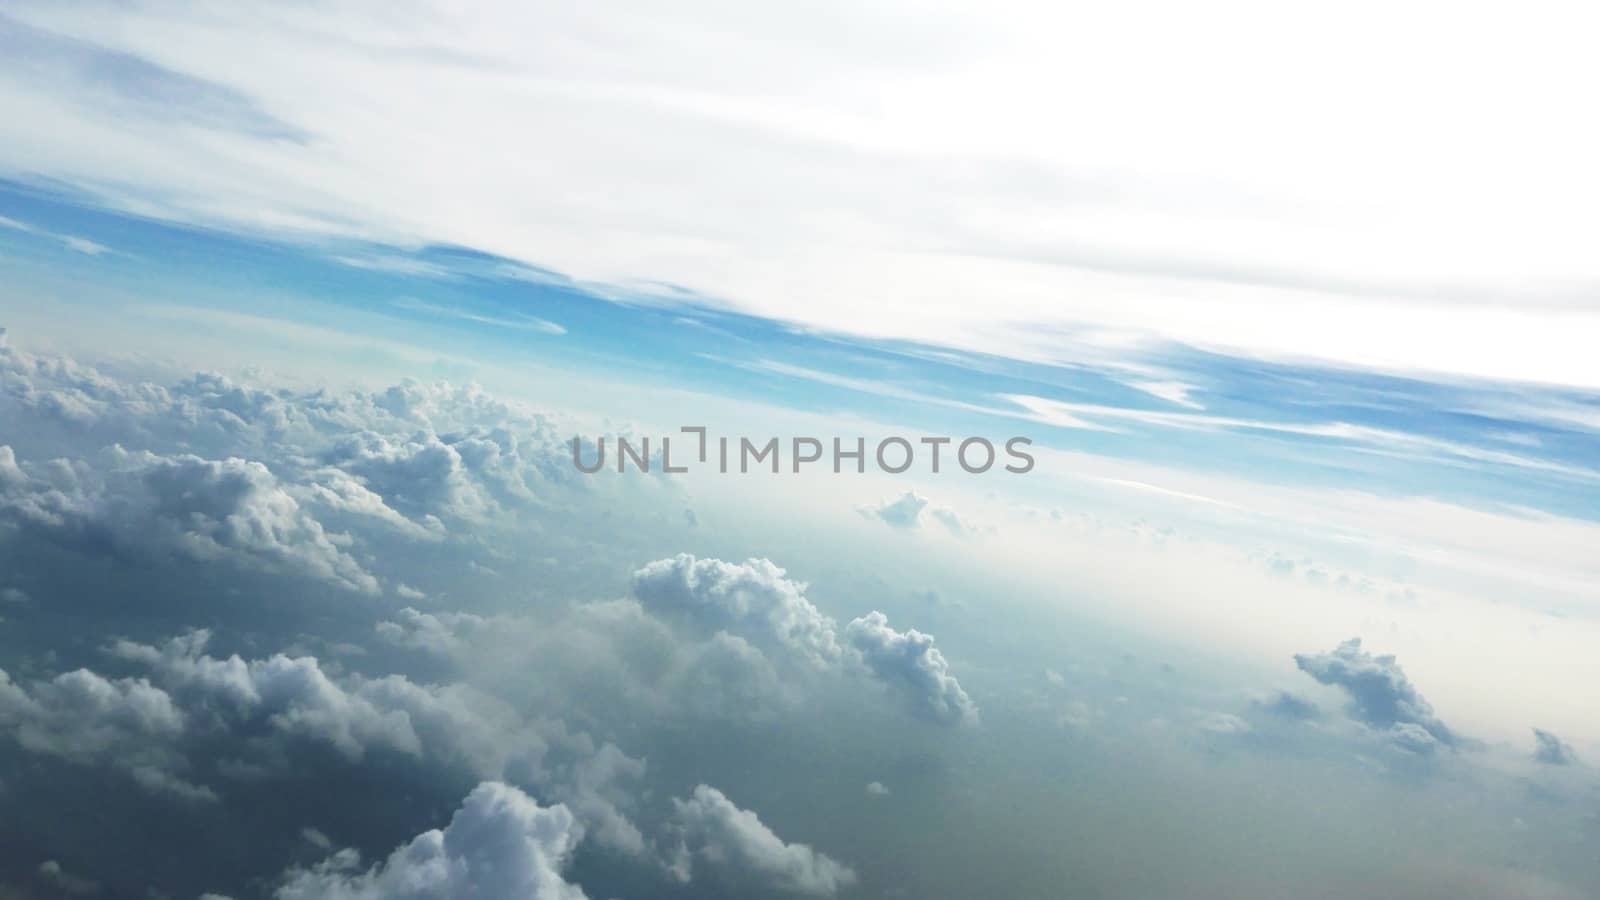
[391,296,567,336]
[3,2,1600,385]
[1,212,113,256]
[1004,394,1600,483]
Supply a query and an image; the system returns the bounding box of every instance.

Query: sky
[3,1,1600,384]
[2,4,1600,900]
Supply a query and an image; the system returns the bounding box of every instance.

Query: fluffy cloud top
[0,629,472,799]
[0,664,208,800]
[376,608,491,657]
[631,554,842,668]
[671,784,855,896]
[845,611,978,726]
[0,626,651,856]
[633,555,977,725]
[0,339,576,542]
[1294,638,1456,750]
[0,443,380,593]
[277,781,588,900]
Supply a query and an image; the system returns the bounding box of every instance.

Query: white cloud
[104,629,650,854]
[391,296,567,336]
[300,468,446,542]
[10,627,655,850]
[0,445,381,593]
[631,555,843,668]
[859,491,977,536]
[0,339,587,570]
[0,212,113,257]
[0,665,209,800]
[1125,380,1203,410]
[277,781,588,900]
[670,784,855,896]
[62,235,109,256]
[845,611,978,726]
[110,629,501,764]
[376,608,489,657]
[389,595,803,726]
[632,555,979,726]
[1004,394,1600,483]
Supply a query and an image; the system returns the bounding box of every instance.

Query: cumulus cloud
[109,630,444,761]
[670,785,855,896]
[845,611,978,726]
[1293,638,1457,749]
[861,491,929,529]
[277,781,588,900]
[0,444,380,593]
[0,628,647,850]
[0,340,577,536]
[300,467,446,542]
[111,630,530,762]
[631,555,842,667]
[324,431,495,522]
[1533,728,1577,766]
[859,491,973,536]
[376,608,491,657]
[395,595,804,726]
[632,556,976,725]
[0,664,207,800]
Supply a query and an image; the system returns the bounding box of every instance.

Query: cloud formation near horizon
[859,492,975,537]
[1294,638,1457,753]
